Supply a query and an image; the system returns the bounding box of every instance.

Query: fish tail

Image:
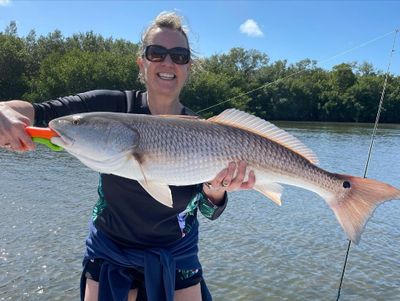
[327,175,400,244]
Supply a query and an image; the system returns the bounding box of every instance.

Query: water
[1,122,399,300]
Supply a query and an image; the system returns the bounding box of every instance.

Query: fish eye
[72,117,81,125]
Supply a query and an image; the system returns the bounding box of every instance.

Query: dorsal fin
[208,109,319,164]
[158,115,200,120]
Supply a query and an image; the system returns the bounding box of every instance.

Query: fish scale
[49,109,400,244]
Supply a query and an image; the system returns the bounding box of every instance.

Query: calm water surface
[1,122,399,301]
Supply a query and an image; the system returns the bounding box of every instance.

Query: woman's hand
[202,161,256,205]
[0,102,35,151]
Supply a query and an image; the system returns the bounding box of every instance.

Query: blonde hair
[137,11,195,84]
[138,11,190,55]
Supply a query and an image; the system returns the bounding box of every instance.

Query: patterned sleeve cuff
[198,186,228,220]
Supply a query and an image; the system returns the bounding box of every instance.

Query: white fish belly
[142,155,229,185]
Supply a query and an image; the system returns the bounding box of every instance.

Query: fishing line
[194,27,399,300]
[196,29,397,115]
[335,28,398,301]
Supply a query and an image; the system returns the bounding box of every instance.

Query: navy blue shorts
[83,258,203,291]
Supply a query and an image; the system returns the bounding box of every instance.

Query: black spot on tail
[343,181,351,189]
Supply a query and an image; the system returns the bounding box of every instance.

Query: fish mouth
[48,125,74,148]
[51,136,74,148]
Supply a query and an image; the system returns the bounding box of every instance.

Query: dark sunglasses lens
[170,47,190,65]
[146,45,167,62]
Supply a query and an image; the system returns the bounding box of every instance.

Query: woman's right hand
[0,102,35,151]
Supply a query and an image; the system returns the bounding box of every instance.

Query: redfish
[49,109,400,244]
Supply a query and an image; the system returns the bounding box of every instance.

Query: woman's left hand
[202,161,256,205]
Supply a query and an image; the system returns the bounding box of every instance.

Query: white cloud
[0,0,11,6]
[239,19,264,38]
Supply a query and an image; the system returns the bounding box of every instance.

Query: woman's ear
[137,56,146,83]
[136,56,144,71]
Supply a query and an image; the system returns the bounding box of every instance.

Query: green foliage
[24,49,139,101]
[1,21,399,123]
[0,31,29,99]
[0,22,140,103]
[331,63,357,92]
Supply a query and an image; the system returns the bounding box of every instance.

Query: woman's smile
[157,72,176,80]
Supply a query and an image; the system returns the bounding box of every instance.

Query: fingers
[0,109,35,151]
[221,162,236,187]
[16,126,35,151]
[206,166,229,190]
[224,161,243,190]
[227,161,256,191]
[3,126,35,151]
[240,170,256,190]
[206,161,256,192]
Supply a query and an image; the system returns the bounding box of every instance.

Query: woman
[0,11,255,301]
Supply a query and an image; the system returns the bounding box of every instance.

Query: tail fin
[327,175,400,244]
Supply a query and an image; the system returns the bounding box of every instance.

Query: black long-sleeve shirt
[33,90,227,248]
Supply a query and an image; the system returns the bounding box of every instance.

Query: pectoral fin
[138,180,173,208]
[253,182,283,206]
[128,152,173,208]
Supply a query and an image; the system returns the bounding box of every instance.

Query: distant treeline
[1,21,399,122]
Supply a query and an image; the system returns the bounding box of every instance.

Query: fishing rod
[335,28,399,301]
[195,28,400,300]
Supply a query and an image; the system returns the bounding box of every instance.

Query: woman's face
[137,27,191,99]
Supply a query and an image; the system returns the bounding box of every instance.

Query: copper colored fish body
[49,109,400,244]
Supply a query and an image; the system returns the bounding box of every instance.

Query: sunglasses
[144,45,191,65]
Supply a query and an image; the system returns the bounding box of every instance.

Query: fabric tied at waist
[82,220,201,301]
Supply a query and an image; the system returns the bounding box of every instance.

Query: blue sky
[1,0,399,74]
